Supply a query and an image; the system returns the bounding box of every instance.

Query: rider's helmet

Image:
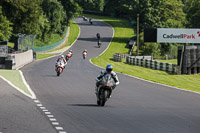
[69,50,72,52]
[61,55,64,58]
[84,49,87,52]
[106,64,113,73]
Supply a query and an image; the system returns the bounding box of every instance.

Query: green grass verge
[0,70,31,95]
[36,54,54,60]
[84,14,200,92]
[155,59,177,64]
[8,42,14,48]
[37,20,80,60]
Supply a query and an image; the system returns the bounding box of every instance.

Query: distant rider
[82,49,87,54]
[95,64,119,97]
[65,50,73,61]
[56,55,67,70]
[96,33,100,40]
[68,50,73,57]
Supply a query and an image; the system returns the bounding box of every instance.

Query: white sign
[157,28,200,43]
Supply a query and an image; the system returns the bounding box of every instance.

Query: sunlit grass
[85,14,200,92]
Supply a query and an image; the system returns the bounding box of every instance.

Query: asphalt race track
[21,17,200,133]
[0,78,56,133]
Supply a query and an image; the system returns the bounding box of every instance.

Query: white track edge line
[19,70,36,99]
[0,75,33,99]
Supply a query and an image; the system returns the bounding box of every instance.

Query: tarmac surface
[18,17,200,133]
[0,78,56,133]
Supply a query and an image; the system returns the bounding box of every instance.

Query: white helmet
[61,55,64,58]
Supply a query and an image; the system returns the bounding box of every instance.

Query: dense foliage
[0,0,82,42]
[0,0,199,57]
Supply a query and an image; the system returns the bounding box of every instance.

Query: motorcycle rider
[96,33,100,40]
[69,50,73,57]
[95,64,119,98]
[55,55,67,70]
[65,50,73,61]
[82,49,87,59]
[82,49,87,54]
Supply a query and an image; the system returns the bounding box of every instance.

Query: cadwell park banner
[157,28,200,43]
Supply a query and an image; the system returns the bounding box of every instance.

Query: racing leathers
[55,58,67,70]
[95,70,119,95]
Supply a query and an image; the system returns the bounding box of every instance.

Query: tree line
[76,0,199,30]
[76,0,200,58]
[0,0,82,43]
[0,0,199,57]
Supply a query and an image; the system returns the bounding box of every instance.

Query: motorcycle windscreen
[102,74,114,87]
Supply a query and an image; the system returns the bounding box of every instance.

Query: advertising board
[157,28,200,43]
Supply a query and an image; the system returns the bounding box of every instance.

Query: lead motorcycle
[55,61,65,76]
[96,74,115,106]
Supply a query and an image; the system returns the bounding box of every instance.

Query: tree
[159,0,186,28]
[76,0,104,11]
[0,0,43,35]
[0,6,12,41]
[185,0,200,28]
[58,0,82,25]
[42,0,67,37]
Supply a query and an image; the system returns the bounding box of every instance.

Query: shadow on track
[68,104,99,107]
[42,75,58,77]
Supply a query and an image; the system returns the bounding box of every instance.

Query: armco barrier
[113,53,122,62]
[6,50,33,69]
[126,56,178,74]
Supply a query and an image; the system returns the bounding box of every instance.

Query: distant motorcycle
[55,61,65,76]
[97,74,114,106]
[83,52,87,59]
[89,18,93,24]
[65,53,71,61]
[83,16,88,21]
[97,40,101,48]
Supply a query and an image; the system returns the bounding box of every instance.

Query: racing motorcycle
[55,61,65,76]
[65,53,71,61]
[97,40,101,48]
[83,52,87,59]
[97,74,115,106]
[89,18,93,24]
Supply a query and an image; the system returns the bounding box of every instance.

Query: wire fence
[17,34,36,52]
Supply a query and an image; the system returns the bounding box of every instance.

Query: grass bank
[0,20,80,97]
[84,14,200,92]
[0,70,31,95]
[36,20,79,60]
